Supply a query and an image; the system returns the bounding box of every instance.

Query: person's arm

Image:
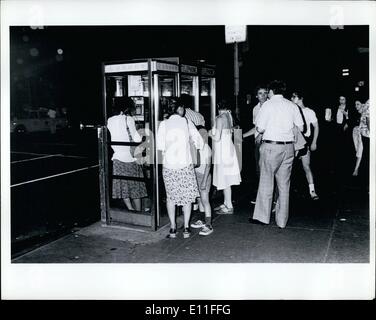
[243,127,256,138]
[254,126,265,144]
[156,121,166,152]
[200,148,211,190]
[310,121,319,151]
[127,116,142,142]
[188,120,204,150]
[209,117,223,142]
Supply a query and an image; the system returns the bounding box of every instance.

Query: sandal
[214,204,226,211]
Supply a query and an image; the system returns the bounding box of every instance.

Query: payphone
[99,58,216,231]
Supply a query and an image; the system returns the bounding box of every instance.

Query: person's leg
[274,145,295,228]
[123,198,135,211]
[253,144,280,224]
[200,191,212,227]
[197,197,205,212]
[301,151,318,198]
[252,141,261,203]
[353,157,362,176]
[132,198,142,211]
[352,129,364,176]
[223,187,233,208]
[182,203,192,229]
[166,200,176,229]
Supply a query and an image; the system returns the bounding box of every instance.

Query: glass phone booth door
[199,66,216,129]
[100,59,179,230]
[179,64,199,112]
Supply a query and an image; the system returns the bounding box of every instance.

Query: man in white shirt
[251,80,304,228]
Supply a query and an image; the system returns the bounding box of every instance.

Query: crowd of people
[107,80,370,239]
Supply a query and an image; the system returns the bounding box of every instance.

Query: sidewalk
[13,186,369,263]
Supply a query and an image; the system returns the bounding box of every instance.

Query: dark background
[10,25,369,128]
[9,25,369,256]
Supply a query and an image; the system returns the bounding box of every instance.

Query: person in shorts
[291,91,320,200]
[190,125,213,236]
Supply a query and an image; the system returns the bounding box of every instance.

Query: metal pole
[234,42,240,120]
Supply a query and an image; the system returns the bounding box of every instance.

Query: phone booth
[199,65,216,128]
[98,58,216,231]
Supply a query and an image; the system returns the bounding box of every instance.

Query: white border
[1,0,375,300]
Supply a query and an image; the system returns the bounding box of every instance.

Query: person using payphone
[107,97,148,212]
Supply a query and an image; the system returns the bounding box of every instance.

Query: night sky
[10,25,369,126]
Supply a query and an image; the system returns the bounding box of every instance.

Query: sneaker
[183,228,191,239]
[310,191,319,200]
[199,225,213,236]
[166,228,177,239]
[190,220,205,229]
[216,205,234,214]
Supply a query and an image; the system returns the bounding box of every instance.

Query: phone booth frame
[99,58,216,231]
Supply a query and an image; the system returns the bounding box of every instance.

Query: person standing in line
[190,125,214,236]
[250,80,304,228]
[209,101,242,214]
[181,93,205,212]
[291,91,320,200]
[156,98,204,239]
[107,97,148,212]
[243,86,268,204]
[181,93,205,127]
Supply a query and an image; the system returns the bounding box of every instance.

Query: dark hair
[180,94,193,109]
[217,99,231,111]
[267,80,287,95]
[113,97,136,115]
[254,85,268,96]
[166,97,183,117]
[291,90,304,100]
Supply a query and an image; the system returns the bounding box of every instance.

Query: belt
[263,140,294,145]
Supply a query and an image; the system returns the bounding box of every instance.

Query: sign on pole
[225,25,247,44]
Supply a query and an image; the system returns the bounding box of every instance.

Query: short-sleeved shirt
[255,95,304,142]
[301,107,318,137]
[107,114,142,163]
[156,115,204,170]
[185,108,205,127]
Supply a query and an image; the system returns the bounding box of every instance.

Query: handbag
[185,118,201,168]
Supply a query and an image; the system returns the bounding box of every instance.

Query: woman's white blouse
[107,114,141,163]
[156,115,204,169]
